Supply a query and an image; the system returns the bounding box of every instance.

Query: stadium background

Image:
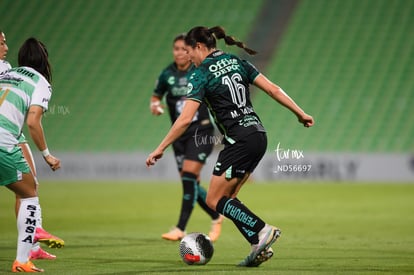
[2,0,413,182]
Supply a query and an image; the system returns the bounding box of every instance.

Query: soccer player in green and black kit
[150,34,223,242]
[147,26,314,267]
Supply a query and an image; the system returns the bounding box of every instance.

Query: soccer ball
[179,233,214,265]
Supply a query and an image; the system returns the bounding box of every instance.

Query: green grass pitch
[1,181,413,274]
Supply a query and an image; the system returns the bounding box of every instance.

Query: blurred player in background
[150,33,223,242]
[147,26,314,267]
[0,37,62,272]
[0,30,11,73]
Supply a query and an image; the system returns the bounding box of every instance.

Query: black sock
[216,197,265,244]
[196,183,220,220]
[176,172,198,231]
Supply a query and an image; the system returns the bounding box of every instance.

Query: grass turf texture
[0,182,413,274]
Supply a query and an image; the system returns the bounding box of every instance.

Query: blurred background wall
[2,0,413,182]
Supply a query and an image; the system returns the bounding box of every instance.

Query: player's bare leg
[16,143,64,257]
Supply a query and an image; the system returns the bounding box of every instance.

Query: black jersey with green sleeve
[186,50,265,144]
[153,63,212,133]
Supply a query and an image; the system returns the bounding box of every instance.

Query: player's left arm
[146,99,200,166]
[253,74,314,127]
[26,105,61,171]
[26,105,48,152]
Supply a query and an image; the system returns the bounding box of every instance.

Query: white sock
[31,242,41,252]
[31,203,42,252]
[37,203,43,228]
[16,197,40,263]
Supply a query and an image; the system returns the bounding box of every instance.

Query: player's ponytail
[185,26,257,56]
[208,26,257,55]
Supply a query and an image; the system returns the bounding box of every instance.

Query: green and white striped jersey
[0,66,51,149]
[0,60,11,74]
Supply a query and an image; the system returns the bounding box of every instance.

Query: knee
[205,194,218,211]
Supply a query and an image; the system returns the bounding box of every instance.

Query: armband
[150,101,161,107]
[41,148,50,157]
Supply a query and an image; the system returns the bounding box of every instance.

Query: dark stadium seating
[2,0,412,152]
[3,0,263,151]
[256,0,413,152]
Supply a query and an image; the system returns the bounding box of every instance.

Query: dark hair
[185,26,257,55]
[173,33,186,44]
[18,37,52,82]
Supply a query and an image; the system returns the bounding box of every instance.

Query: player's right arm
[151,69,169,116]
[146,99,200,167]
[150,95,164,115]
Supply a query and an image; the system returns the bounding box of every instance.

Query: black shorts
[173,127,214,171]
[213,132,267,179]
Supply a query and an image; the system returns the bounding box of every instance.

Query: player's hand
[146,148,164,167]
[298,113,314,128]
[150,101,165,116]
[44,154,61,171]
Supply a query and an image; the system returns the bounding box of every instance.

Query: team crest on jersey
[167,76,175,85]
[187,83,193,94]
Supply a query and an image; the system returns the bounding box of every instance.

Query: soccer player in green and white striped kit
[147,26,314,267]
[0,30,11,73]
[0,37,61,272]
[0,30,65,262]
[150,34,223,242]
